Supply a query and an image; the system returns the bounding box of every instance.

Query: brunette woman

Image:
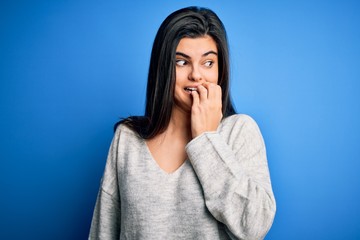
[89,6,276,239]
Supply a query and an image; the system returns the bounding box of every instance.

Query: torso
[115,124,230,239]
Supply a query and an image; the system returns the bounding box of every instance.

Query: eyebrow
[176,50,218,59]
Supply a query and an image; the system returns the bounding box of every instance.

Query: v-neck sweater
[89,114,276,240]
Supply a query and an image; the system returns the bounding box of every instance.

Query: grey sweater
[89,114,276,240]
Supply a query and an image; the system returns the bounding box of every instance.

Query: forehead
[176,35,217,54]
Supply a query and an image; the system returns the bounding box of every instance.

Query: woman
[89,6,276,240]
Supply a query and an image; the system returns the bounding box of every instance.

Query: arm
[186,115,276,240]
[89,128,121,240]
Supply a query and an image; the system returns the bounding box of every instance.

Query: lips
[184,87,198,93]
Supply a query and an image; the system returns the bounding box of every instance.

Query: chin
[173,100,192,114]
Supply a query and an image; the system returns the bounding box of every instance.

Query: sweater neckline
[141,138,189,177]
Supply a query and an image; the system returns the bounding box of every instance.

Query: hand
[190,82,223,138]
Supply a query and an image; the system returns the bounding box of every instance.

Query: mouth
[184,87,198,93]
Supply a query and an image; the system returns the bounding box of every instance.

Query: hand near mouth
[190,82,223,138]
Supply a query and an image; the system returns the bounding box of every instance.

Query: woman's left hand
[190,82,223,138]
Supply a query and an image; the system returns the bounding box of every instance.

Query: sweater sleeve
[185,114,276,240]
[89,128,121,240]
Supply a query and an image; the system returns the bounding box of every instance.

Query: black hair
[115,6,236,138]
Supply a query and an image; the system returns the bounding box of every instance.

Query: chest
[146,136,188,174]
[118,144,208,222]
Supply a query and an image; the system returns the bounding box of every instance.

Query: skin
[147,35,223,173]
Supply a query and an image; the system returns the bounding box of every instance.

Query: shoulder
[111,123,142,149]
[219,114,265,145]
[221,114,260,130]
[114,123,137,136]
[108,123,146,169]
[114,116,150,139]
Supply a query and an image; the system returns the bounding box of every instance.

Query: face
[173,35,219,113]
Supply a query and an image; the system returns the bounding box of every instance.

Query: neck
[166,106,192,141]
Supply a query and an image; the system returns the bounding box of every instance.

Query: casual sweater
[89,114,276,240]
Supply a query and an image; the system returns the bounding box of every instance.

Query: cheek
[175,69,188,83]
[207,68,219,84]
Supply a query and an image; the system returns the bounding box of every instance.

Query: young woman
[89,6,276,239]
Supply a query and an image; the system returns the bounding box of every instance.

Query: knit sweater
[89,114,276,240]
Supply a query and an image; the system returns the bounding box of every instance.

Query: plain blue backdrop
[1,0,359,239]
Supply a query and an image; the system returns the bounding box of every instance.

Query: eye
[176,59,187,66]
[204,60,214,67]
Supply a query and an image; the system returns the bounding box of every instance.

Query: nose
[188,65,202,82]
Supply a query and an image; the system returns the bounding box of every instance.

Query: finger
[191,89,200,106]
[215,84,222,103]
[203,82,217,100]
[197,84,208,102]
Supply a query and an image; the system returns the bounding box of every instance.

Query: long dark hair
[115,6,236,139]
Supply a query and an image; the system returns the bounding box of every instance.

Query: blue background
[1,0,359,239]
